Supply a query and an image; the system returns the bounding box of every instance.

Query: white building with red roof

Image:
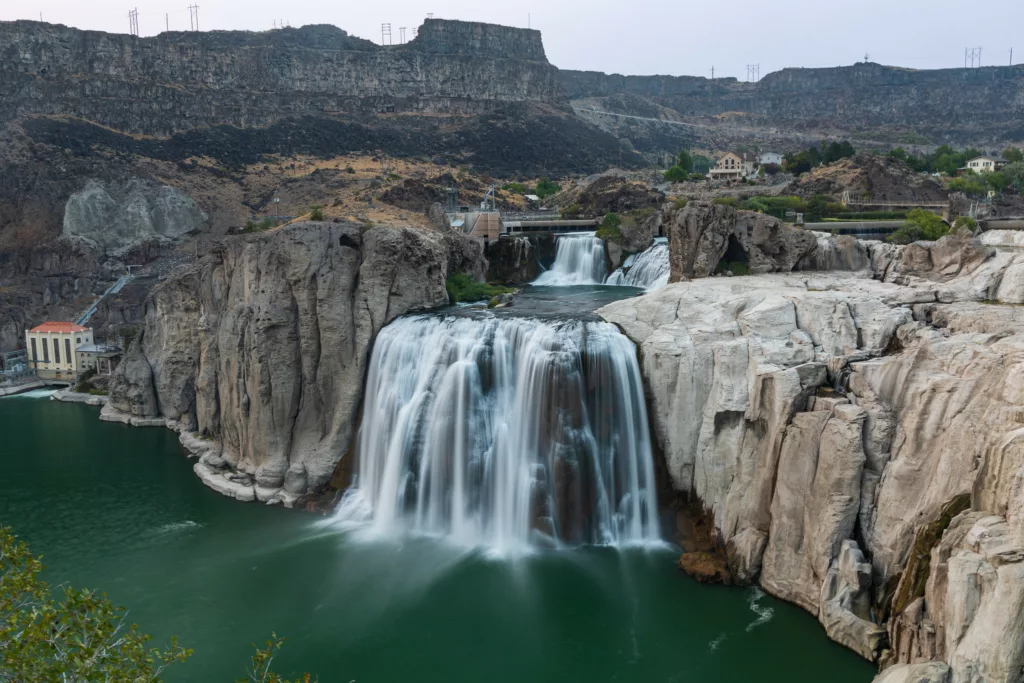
[26,322,93,380]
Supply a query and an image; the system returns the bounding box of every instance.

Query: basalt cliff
[599,212,1024,680]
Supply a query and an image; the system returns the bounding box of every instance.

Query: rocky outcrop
[788,155,949,204]
[561,62,1024,145]
[599,234,1024,675]
[63,179,207,253]
[666,201,818,280]
[0,20,562,134]
[107,221,484,502]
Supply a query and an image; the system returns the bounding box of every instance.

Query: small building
[709,152,757,180]
[76,344,122,376]
[25,322,93,380]
[758,152,784,167]
[966,157,1002,174]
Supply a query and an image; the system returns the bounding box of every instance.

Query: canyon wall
[600,229,1024,679]
[105,221,485,504]
[564,62,1024,144]
[0,19,561,135]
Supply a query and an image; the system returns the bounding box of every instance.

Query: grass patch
[445,273,515,303]
[715,260,751,276]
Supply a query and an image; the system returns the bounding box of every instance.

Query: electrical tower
[746,64,760,82]
[188,4,200,31]
[399,27,407,44]
[965,47,982,68]
[381,23,392,46]
[128,8,139,36]
[427,13,434,19]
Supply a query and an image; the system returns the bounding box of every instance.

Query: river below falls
[0,394,874,682]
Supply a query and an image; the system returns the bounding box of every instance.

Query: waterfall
[606,238,670,290]
[533,233,607,286]
[335,314,661,552]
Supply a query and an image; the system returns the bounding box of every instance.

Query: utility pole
[188,4,200,32]
[711,66,715,80]
[381,23,392,46]
[128,8,139,36]
[965,47,982,68]
[399,27,407,44]
[166,13,169,31]
[746,64,760,82]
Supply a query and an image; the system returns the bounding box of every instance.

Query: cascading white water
[606,238,670,290]
[533,233,607,286]
[335,314,661,553]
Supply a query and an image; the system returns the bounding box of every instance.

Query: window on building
[65,339,72,367]
[76,337,81,344]
[42,339,49,363]
[30,338,38,363]
[53,338,60,365]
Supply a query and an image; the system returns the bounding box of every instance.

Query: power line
[965,46,982,68]
[399,27,407,44]
[188,4,200,32]
[127,8,139,36]
[746,63,760,82]
[381,23,392,45]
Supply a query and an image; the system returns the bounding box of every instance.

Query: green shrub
[715,260,751,276]
[445,273,515,303]
[595,212,623,242]
[534,178,561,199]
[502,182,529,194]
[712,197,739,208]
[562,204,581,219]
[672,197,689,210]
[345,166,356,174]
[309,205,325,221]
[947,176,988,197]
[664,165,689,182]
[888,209,950,244]
[74,367,97,392]
[953,216,978,231]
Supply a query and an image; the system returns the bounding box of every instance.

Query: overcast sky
[2,0,1021,79]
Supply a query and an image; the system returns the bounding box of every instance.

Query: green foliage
[120,325,140,348]
[715,260,751,276]
[888,144,984,175]
[0,526,192,681]
[236,634,316,683]
[953,216,978,231]
[309,205,325,221]
[345,166,356,174]
[947,176,989,197]
[561,204,581,219]
[445,273,515,303]
[74,367,97,393]
[712,197,739,208]
[501,182,529,194]
[676,150,694,173]
[783,140,856,175]
[244,218,275,233]
[663,165,689,182]
[985,171,1008,192]
[1002,147,1024,164]
[534,178,560,199]
[1004,163,1024,192]
[672,197,689,210]
[888,209,950,244]
[691,155,715,174]
[595,212,623,242]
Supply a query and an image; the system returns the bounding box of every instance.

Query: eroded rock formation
[600,230,1024,679]
[106,221,484,504]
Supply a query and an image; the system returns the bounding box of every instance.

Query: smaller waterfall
[606,238,670,290]
[534,233,607,286]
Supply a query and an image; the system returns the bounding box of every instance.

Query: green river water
[0,393,875,682]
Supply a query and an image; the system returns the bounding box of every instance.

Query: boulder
[872,663,951,683]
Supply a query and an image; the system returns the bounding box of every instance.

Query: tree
[534,178,560,199]
[676,150,694,173]
[663,165,689,182]
[888,209,949,244]
[1004,163,1024,192]
[1002,147,1024,164]
[0,526,192,681]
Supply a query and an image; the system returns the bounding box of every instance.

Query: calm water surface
[0,393,875,682]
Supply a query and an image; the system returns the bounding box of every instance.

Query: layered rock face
[600,231,1024,679]
[107,222,482,503]
[63,179,207,253]
[562,62,1024,144]
[0,19,561,135]
[666,201,819,280]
